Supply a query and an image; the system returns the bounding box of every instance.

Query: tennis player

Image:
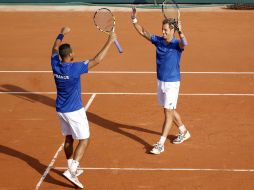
[131,8,190,154]
[51,27,116,188]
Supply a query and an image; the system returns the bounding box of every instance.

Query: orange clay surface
[0,8,254,190]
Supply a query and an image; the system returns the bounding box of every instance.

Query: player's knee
[164,108,174,117]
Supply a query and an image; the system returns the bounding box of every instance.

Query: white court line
[54,167,254,172]
[1,92,254,96]
[35,144,64,190]
[34,93,97,190]
[84,93,96,111]
[1,71,254,74]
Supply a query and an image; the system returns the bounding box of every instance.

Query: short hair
[59,43,72,59]
[162,18,176,29]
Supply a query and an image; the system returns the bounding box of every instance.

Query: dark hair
[162,18,176,29]
[59,43,72,59]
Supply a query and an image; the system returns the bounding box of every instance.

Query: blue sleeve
[51,53,60,68]
[176,39,184,52]
[72,60,89,77]
[151,35,159,46]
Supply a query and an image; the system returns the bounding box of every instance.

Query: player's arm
[87,32,116,70]
[52,27,71,55]
[131,7,152,42]
[174,21,188,50]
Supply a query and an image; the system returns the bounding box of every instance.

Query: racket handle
[114,39,123,53]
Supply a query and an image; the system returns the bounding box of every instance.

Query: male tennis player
[131,8,190,154]
[51,27,116,188]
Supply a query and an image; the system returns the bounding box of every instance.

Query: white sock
[70,160,79,173]
[67,159,73,169]
[159,136,166,145]
[179,125,187,134]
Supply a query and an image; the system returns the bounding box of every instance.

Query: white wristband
[132,18,138,24]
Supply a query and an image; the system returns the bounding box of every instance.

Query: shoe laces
[69,170,78,178]
[153,142,163,150]
[175,133,184,141]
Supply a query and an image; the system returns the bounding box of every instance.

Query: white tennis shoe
[173,130,191,144]
[150,142,164,154]
[76,167,84,177]
[63,170,84,189]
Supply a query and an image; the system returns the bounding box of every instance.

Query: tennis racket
[93,8,123,53]
[162,0,180,30]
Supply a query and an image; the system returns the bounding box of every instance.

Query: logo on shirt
[54,74,69,80]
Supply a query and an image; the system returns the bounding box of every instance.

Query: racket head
[162,0,180,23]
[93,8,115,33]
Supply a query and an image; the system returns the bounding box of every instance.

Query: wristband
[181,37,188,46]
[178,31,182,35]
[56,33,64,41]
[132,18,138,24]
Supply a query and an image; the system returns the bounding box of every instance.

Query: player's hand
[172,21,180,32]
[60,27,71,35]
[131,6,137,19]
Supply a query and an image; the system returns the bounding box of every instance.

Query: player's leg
[63,135,86,176]
[62,108,90,188]
[64,135,74,158]
[169,82,190,144]
[71,138,89,169]
[173,110,191,144]
[57,113,75,168]
[150,81,175,154]
[173,110,184,127]
[162,108,174,136]
[173,110,189,136]
[68,108,90,171]
[150,108,174,154]
[64,135,74,168]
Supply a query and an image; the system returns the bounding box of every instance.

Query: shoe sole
[150,149,164,155]
[63,172,84,189]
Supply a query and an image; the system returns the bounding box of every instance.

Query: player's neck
[62,57,73,63]
[165,35,174,44]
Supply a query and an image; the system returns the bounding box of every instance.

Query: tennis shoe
[173,130,191,144]
[63,170,84,189]
[76,168,84,177]
[150,142,164,154]
[63,167,84,177]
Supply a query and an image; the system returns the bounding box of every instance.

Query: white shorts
[57,108,90,140]
[157,80,180,110]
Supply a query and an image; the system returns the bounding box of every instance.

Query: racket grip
[114,39,123,53]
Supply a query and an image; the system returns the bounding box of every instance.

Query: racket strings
[162,0,180,22]
[94,10,114,32]
[163,5,179,21]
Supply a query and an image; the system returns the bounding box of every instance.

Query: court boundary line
[54,167,254,172]
[1,92,254,96]
[34,93,97,190]
[1,71,254,74]
[35,143,64,190]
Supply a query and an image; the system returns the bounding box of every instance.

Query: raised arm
[174,21,188,50]
[88,32,116,70]
[52,27,71,55]
[131,7,152,42]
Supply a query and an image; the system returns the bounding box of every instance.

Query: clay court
[0,4,254,190]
